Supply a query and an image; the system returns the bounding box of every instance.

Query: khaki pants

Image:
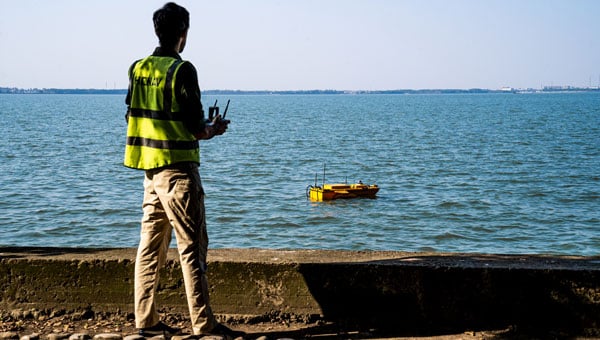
[134,163,217,334]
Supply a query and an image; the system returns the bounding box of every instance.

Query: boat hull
[309,183,379,201]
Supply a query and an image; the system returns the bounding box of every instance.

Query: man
[124,3,242,338]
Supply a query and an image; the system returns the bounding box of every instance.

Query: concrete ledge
[1,247,599,334]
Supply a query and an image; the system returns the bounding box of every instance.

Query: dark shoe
[203,323,246,339]
[139,321,182,337]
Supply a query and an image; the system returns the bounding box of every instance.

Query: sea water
[0,93,598,255]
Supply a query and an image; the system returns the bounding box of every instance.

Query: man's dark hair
[153,2,189,48]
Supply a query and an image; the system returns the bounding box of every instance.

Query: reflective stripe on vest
[124,56,199,170]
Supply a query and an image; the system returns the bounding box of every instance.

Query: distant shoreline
[1,86,599,95]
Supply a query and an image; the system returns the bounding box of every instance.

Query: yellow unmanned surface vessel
[307,166,379,201]
[308,182,380,201]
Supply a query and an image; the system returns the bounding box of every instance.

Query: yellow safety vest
[124,56,199,170]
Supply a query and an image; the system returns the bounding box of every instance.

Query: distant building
[543,85,572,91]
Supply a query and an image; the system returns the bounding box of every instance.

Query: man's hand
[211,114,230,136]
[194,114,230,140]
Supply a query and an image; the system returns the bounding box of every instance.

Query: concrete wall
[1,247,598,334]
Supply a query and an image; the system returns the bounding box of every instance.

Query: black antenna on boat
[322,164,326,187]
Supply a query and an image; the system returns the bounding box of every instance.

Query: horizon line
[2,85,600,93]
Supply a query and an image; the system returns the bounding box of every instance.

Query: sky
[1,0,599,91]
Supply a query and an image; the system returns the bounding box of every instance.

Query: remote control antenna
[222,99,230,119]
[209,100,218,120]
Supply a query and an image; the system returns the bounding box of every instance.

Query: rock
[0,332,19,340]
[49,310,66,319]
[122,335,144,340]
[171,336,197,340]
[10,309,24,320]
[46,334,70,340]
[69,334,92,340]
[171,336,199,340]
[31,310,42,320]
[92,334,122,340]
[20,334,40,340]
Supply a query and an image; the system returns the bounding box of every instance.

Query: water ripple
[1,93,599,255]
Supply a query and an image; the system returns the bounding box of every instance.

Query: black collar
[152,47,182,60]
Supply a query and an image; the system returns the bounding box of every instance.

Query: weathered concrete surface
[1,247,599,335]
